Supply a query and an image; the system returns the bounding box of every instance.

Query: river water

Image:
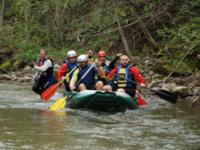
[0,82,199,150]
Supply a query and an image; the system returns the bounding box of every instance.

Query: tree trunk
[55,0,65,48]
[134,10,158,49]
[0,0,5,30]
[59,1,70,48]
[43,1,51,47]
[115,10,134,60]
[55,1,61,27]
[24,0,30,41]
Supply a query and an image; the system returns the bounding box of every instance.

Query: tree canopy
[0,0,199,73]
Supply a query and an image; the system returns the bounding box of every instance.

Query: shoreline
[0,66,199,109]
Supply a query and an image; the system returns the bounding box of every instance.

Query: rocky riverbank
[0,65,199,109]
[147,72,200,108]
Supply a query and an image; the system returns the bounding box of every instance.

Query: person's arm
[34,59,52,72]
[56,63,68,81]
[106,66,118,80]
[109,53,121,70]
[130,67,146,86]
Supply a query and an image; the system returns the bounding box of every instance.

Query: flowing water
[0,82,199,150]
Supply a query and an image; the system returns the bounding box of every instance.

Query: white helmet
[77,55,88,62]
[67,50,77,58]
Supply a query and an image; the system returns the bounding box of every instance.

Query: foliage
[0,60,12,73]
[0,0,199,72]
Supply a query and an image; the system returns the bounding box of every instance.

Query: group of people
[32,49,146,98]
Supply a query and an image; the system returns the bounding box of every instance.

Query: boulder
[160,82,177,92]
[193,87,200,95]
[152,73,163,79]
[17,76,32,82]
[148,79,162,88]
[0,74,12,80]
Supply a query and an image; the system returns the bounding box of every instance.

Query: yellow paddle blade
[49,96,67,111]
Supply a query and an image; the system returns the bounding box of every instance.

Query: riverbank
[0,65,199,109]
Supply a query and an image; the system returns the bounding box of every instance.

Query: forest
[0,0,199,74]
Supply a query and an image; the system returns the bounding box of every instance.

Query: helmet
[98,51,106,57]
[77,55,88,62]
[67,50,77,58]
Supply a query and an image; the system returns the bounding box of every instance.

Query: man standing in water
[32,49,55,95]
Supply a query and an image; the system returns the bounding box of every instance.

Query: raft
[67,90,138,112]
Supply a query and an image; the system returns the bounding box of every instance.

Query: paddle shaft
[119,77,177,103]
[75,63,95,86]
[126,78,165,94]
[66,65,78,78]
[59,65,78,84]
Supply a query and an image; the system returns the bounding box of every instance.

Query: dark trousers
[110,83,136,97]
[32,75,55,95]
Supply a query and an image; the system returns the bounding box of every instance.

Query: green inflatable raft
[67,90,138,112]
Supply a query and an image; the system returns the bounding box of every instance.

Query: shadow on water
[0,82,200,149]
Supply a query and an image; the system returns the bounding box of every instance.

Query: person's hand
[98,67,106,76]
[30,64,34,68]
[61,76,65,81]
[117,53,122,57]
[140,83,146,87]
[135,90,139,94]
[95,59,99,66]
[98,60,103,66]
[70,85,76,91]
[96,60,104,67]
[34,65,37,69]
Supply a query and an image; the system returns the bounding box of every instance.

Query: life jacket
[65,61,78,82]
[33,58,55,94]
[113,64,136,89]
[37,58,45,67]
[77,64,95,88]
[36,58,54,77]
[67,62,78,72]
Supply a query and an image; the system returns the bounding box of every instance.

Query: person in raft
[32,49,56,95]
[95,51,123,92]
[87,49,95,64]
[69,55,96,91]
[95,51,112,90]
[107,54,146,97]
[56,50,78,91]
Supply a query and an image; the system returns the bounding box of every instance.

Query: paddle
[123,78,178,104]
[41,81,62,102]
[49,96,67,111]
[41,66,78,102]
[49,63,95,111]
[136,93,148,106]
[75,63,95,86]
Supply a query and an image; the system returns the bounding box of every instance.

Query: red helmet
[98,51,106,57]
